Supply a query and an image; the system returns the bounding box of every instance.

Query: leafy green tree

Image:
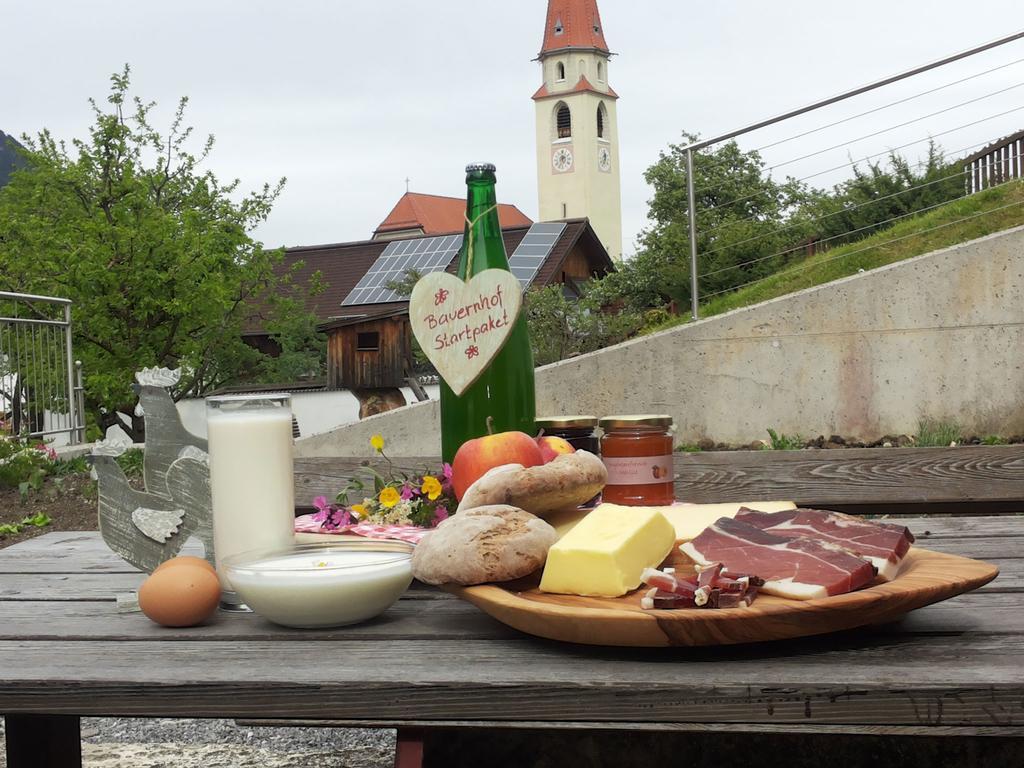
[0,67,324,440]
[797,141,964,247]
[524,285,643,366]
[637,132,810,310]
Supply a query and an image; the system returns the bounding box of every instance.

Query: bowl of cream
[222,539,414,628]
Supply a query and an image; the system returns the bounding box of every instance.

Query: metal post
[63,303,77,443]
[75,360,85,444]
[686,147,700,320]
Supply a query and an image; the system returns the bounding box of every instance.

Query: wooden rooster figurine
[94,367,215,574]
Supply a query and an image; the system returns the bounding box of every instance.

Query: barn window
[556,103,572,138]
[357,332,380,351]
[556,62,565,81]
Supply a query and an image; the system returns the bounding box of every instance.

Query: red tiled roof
[540,0,610,56]
[532,75,618,101]
[375,192,532,236]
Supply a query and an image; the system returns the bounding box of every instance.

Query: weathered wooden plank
[0,598,504,642]
[0,591,1018,642]
[0,637,1023,724]
[887,515,1024,539]
[237,717,1024,737]
[672,446,1024,506]
[292,447,1024,511]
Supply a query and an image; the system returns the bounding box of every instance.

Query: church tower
[534,0,623,261]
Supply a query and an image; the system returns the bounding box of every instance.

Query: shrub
[0,439,57,489]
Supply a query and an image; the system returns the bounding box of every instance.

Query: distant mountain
[0,130,25,188]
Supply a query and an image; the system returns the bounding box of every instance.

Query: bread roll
[411,505,556,586]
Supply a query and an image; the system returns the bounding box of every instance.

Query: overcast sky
[5,1,1024,257]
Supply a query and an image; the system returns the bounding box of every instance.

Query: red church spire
[539,0,610,57]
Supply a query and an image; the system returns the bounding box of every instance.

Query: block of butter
[544,501,797,544]
[539,505,675,597]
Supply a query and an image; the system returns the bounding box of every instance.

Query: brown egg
[154,556,216,575]
[139,564,220,627]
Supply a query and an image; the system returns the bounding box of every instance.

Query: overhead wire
[692,103,1024,222]
[697,193,1024,302]
[750,55,1024,154]
[697,162,980,267]
[764,81,1024,173]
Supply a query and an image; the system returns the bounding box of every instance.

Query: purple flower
[329,507,353,528]
[313,496,330,512]
[432,506,449,526]
[400,483,416,501]
[442,463,453,480]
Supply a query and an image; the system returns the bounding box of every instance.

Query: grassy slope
[657,181,1024,329]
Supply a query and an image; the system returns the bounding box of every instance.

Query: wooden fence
[964,128,1024,194]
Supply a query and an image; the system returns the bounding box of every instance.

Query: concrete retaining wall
[295,226,1024,457]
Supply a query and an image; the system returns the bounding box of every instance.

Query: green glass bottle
[439,163,536,463]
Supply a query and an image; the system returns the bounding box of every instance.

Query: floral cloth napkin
[295,514,429,544]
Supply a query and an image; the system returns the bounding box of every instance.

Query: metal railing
[0,291,85,445]
[682,28,1024,319]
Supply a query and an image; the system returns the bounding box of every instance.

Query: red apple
[452,430,544,500]
[536,435,576,464]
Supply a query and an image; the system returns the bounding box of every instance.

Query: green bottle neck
[459,171,508,277]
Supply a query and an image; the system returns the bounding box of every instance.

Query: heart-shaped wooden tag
[409,269,523,396]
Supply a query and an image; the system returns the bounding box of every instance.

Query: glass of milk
[207,393,296,610]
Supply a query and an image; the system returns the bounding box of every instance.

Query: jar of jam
[535,416,599,454]
[599,415,675,506]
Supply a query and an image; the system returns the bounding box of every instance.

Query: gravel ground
[0,716,395,767]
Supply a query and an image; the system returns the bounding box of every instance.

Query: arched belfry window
[597,102,608,139]
[597,60,604,81]
[556,62,565,81]
[556,103,572,139]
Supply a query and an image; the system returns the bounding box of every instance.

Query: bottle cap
[465,162,497,173]
[536,416,599,429]
[599,415,674,430]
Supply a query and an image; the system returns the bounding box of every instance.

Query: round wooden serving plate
[445,548,999,647]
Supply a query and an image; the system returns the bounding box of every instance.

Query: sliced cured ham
[680,518,876,600]
[735,507,914,582]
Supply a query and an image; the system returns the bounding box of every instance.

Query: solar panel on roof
[508,222,566,288]
[341,234,464,306]
[340,222,567,306]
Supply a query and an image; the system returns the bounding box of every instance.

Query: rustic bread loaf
[456,450,607,518]
[411,505,556,586]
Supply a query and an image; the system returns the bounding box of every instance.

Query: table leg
[4,714,82,768]
[395,727,424,768]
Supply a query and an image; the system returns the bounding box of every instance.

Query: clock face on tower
[598,146,611,172]
[552,147,574,173]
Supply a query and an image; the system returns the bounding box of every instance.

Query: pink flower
[400,483,416,501]
[442,463,453,480]
[432,506,449,526]
[328,507,353,529]
[313,496,329,512]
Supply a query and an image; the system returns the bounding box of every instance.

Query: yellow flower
[351,503,367,517]
[378,487,400,508]
[421,476,443,501]
[370,434,385,452]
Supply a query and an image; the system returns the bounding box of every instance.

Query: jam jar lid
[599,414,674,430]
[536,415,599,429]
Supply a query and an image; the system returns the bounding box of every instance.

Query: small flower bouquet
[312,434,456,531]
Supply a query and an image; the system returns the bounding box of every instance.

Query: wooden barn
[321,308,411,391]
[251,217,615,397]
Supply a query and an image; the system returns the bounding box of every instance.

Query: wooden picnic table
[1,508,1023,767]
